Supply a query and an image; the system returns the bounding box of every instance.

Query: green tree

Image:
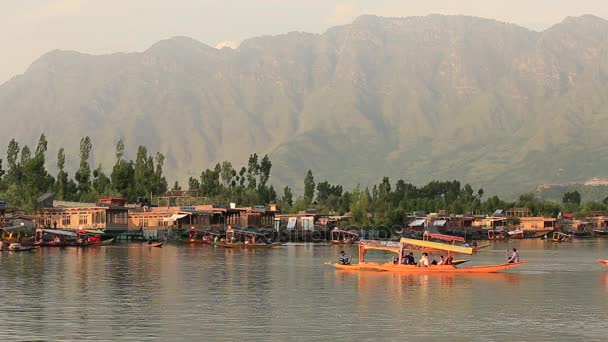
[111,139,134,199]
[74,136,92,196]
[153,152,168,195]
[563,191,581,206]
[92,164,111,195]
[55,147,69,200]
[172,181,182,191]
[303,169,315,206]
[282,186,293,208]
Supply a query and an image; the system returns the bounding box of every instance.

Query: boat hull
[0,246,40,252]
[33,242,93,247]
[598,260,608,266]
[593,230,608,237]
[325,261,526,273]
[94,238,115,246]
[216,242,281,249]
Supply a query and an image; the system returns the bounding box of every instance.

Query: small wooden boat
[329,228,360,245]
[143,242,163,248]
[597,260,608,266]
[34,229,94,247]
[552,231,572,243]
[183,229,219,244]
[507,229,524,239]
[217,226,279,249]
[593,229,608,237]
[487,230,507,240]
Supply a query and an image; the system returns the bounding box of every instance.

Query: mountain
[2,14,608,197]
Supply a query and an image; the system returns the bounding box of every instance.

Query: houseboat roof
[331,229,359,236]
[409,219,426,227]
[227,227,266,236]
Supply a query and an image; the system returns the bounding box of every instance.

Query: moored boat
[33,229,94,247]
[552,231,572,243]
[487,230,507,240]
[216,227,280,249]
[329,228,360,245]
[142,242,163,248]
[0,244,40,252]
[507,229,524,239]
[593,229,608,237]
[182,228,220,245]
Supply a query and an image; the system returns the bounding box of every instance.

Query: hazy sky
[1,0,607,84]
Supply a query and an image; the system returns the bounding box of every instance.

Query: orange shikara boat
[325,238,525,274]
[325,261,525,273]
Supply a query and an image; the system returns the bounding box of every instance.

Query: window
[62,216,71,226]
[79,214,88,225]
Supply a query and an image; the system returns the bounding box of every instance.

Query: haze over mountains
[2,14,608,196]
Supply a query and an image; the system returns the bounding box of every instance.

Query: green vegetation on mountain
[2,15,608,196]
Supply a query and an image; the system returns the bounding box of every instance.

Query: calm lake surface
[1,239,608,341]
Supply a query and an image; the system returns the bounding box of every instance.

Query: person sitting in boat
[431,259,438,265]
[189,227,196,239]
[472,240,478,247]
[408,252,415,265]
[148,238,153,245]
[339,251,350,265]
[444,255,453,265]
[417,253,429,267]
[437,256,445,265]
[0,240,4,250]
[507,248,519,263]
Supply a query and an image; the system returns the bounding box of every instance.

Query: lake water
[1,239,608,341]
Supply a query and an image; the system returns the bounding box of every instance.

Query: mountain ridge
[1,14,608,197]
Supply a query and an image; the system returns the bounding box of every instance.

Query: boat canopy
[433,220,447,227]
[331,229,359,236]
[163,214,189,222]
[423,231,465,243]
[409,219,426,227]
[358,240,402,263]
[400,237,473,255]
[81,229,104,235]
[508,229,524,235]
[0,225,30,232]
[39,229,78,237]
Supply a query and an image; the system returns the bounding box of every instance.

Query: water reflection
[0,241,606,341]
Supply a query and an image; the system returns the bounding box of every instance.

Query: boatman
[507,248,519,263]
[339,251,350,265]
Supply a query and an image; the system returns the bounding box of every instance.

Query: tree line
[0,134,168,208]
[1,135,607,225]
